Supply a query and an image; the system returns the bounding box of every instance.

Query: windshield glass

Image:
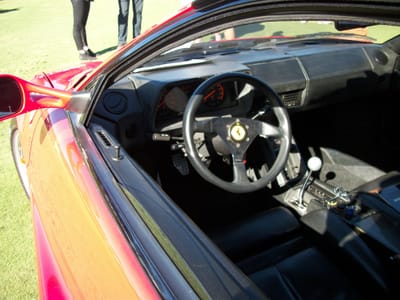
[162,20,397,53]
[138,20,399,70]
[232,21,398,43]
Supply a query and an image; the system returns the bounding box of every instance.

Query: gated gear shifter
[299,156,322,206]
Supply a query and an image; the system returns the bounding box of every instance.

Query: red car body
[13,72,160,300]
[5,5,197,298]
[2,0,400,299]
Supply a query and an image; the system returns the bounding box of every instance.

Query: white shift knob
[307,156,322,172]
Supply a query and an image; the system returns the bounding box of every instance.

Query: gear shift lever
[298,156,322,206]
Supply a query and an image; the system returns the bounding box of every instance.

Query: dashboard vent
[280,90,302,107]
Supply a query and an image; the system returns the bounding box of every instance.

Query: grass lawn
[0,119,37,299]
[0,0,181,298]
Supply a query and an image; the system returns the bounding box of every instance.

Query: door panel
[27,108,159,299]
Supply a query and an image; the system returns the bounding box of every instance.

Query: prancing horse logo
[230,122,247,142]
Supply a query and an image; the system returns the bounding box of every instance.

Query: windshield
[143,20,399,68]
[231,20,398,43]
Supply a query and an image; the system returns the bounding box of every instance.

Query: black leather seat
[211,206,391,299]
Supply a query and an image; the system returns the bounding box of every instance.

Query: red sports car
[1,0,400,299]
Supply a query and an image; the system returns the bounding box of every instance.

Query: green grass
[0,120,37,299]
[0,0,181,298]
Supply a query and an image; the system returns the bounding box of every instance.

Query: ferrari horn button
[230,122,247,142]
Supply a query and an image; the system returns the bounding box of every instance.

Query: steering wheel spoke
[256,120,282,138]
[232,158,250,185]
[193,118,213,133]
[194,117,232,134]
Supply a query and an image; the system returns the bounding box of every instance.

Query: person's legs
[79,1,90,48]
[118,0,130,46]
[71,0,87,50]
[132,0,143,38]
[71,0,95,60]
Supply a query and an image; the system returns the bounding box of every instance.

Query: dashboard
[93,41,399,141]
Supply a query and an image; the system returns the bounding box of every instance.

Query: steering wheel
[183,72,292,193]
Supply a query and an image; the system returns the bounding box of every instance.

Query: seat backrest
[211,206,301,261]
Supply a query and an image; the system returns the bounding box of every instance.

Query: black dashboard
[93,41,398,141]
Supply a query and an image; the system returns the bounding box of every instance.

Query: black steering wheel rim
[183,72,292,193]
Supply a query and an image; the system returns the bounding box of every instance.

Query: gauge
[164,87,188,113]
[203,83,225,107]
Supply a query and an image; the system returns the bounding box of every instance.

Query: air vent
[96,130,113,147]
[280,90,302,107]
[373,50,388,65]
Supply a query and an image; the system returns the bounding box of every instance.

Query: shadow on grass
[0,8,19,14]
[97,46,118,56]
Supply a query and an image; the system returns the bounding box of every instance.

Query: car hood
[31,61,102,91]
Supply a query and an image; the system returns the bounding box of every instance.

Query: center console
[296,171,400,262]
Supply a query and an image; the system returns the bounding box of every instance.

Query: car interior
[88,18,400,299]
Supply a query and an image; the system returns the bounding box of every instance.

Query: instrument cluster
[155,79,238,127]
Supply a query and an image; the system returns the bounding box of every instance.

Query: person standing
[71,0,97,60]
[117,0,144,48]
